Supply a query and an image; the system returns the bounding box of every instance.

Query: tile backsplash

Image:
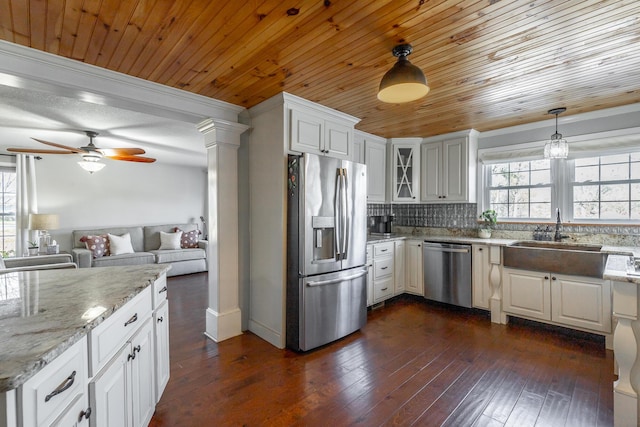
[367,203,640,247]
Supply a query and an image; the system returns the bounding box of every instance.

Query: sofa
[1,253,77,273]
[71,223,207,277]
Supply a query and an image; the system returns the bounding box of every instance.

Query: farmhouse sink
[503,240,608,278]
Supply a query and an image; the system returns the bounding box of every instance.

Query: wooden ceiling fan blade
[7,147,75,154]
[32,138,84,153]
[99,147,146,156]
[105,155,156,163]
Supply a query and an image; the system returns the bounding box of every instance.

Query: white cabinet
[366,244,373,307]
[472,244,491,309]
[154,301,170,401]
[420,130,478,203]
[20,337,89,427]
[503,267,612,333]
[503,268,551,321]
[394,240,406,294]
[391,139,421,202]
[353,133,365,164]
[365,140,387,203]
[405,240,424,295]
[51,394,90,426]
[551,274,611,333]
[90,318,155,427]
[289,105,357,161]
[372,241,394,303]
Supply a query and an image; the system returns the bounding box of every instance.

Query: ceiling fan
[7,130,156,172]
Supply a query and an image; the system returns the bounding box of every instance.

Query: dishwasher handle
[422,246,470,254]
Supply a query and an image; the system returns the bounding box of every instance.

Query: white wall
[34,155,207,252]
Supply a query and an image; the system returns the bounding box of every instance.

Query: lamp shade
[78,159,106,173]
[378,44,430,103]
[29,214,59,231]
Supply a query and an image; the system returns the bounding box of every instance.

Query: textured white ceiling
[0,84,207,167]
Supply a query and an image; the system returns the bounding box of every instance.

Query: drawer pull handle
[381,266,388,270]
[78,407,92,422]
[380,249,388,252]
[381,287,388,291]
[159,286,168,294]
[157,316,164,323]
[124,313,138,327]
[45,371,76,402]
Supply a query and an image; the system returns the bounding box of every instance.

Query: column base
[205,307,242,342]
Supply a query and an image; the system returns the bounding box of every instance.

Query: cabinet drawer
[373,277,394,302]
[89,287,152,376]
[373,242,394,258]
[21,336,88,427]
[152,274,168,309]
[373,257,394,280]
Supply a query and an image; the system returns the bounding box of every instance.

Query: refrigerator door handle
[306,269,368,287]
[334,168,342,259]
[340,168,348,260]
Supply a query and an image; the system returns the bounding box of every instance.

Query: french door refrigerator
[286,153,368,351]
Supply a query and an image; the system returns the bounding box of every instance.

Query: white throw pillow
[159,231,182,250]
[108,233,135,255]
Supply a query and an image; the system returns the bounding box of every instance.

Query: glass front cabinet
[391,139,421,202]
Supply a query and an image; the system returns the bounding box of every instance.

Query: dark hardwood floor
[149,273,614,427]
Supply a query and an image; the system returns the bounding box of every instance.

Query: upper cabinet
[288,95,360,160]
[391,138,421,202]
[355,130,387,203]
[420,130,478,203]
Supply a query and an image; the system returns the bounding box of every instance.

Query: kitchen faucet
[554,209,569,242]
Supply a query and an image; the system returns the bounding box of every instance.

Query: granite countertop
[604,254,640,284]
[0,265,170,392]
[367,233,516,246]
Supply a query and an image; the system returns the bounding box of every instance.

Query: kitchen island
[0,264,170,427]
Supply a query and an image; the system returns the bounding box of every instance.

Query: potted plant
[27,241,39,256]
[478,209,497,238]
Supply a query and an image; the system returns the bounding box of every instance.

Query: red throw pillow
[80,234,110,258]
[174,227,201,249]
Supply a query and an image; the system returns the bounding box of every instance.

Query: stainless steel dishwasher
[423,241,472,308]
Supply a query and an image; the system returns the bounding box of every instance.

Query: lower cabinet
[394,240,406,294]
[502,267,612,333]
[90,318,155,427]
[372,241,395,303]
[405,240,424,295]
[472,244,491,310]
[154,301,170,401]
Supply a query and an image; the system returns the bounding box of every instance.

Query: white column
[489,245,505,324]
[198,118,249,342]
[612,280,640,427]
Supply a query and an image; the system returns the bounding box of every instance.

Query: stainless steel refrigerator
[286,153,368,351]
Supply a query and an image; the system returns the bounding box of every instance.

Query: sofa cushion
[144,223,199,252]
[175,228,201,248]
[108,233,135,255]
[80,235,110,258]
[159,231,182,250]
[73,227,144,252]
[92,252,155,267]
[151,248,206,264]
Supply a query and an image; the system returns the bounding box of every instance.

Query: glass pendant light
[377,44,430,103]
[544,107,569,159]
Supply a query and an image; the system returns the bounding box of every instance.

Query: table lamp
[28,214,59,254]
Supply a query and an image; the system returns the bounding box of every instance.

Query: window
[0,168,17,257]
[487,160,552,219]
[482,150,640,223]
[571,153,640,220]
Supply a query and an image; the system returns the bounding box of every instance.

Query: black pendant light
[377,44,430,103]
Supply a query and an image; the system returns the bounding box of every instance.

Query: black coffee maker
[369,215,394,236]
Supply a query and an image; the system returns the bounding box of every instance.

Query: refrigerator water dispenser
[312,216,335,262]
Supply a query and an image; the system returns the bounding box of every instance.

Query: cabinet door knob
[552,276,557,281]
[478,248,483,251]
[157,316,164,323]
[78,407,92,422]
[544,276,549,280]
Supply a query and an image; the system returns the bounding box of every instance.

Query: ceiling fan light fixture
[543,107,569,159]
[377,44,430,103]
[78,155,105,173]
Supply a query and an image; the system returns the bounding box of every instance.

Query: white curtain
[16,155,38,257]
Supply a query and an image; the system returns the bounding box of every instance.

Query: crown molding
[0,40,245,124]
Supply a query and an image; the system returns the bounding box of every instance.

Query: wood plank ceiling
[1,0,639,138]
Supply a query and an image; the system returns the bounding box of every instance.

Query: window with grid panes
[571,153,640,220]
[488,160,553,220]
[0,168,17,257]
